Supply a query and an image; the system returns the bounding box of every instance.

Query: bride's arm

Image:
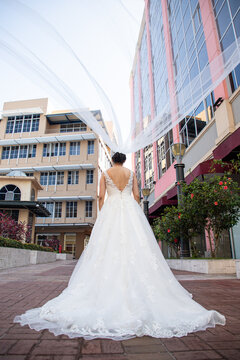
[98,173,106,211]
[132,172,140,204]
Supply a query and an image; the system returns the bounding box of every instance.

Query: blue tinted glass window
[198,43,208,70]
[181,0,188,15]
[233,9,240,37]
[190,61,198,80]
[216,2,231,39]
[190,0,198,12]
[183,5,191,30]
[185,24,194,51]
[229,0,240,17]
[221,25,234,51]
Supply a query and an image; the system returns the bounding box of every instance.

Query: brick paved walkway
[0,260,240,360]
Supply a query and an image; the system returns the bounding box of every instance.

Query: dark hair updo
[111,152,126,164]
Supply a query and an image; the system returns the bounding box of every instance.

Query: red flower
[174,238,178,243]
[190,193,194,199]
[178,215,181,219]
[167,229,171,233]
[177,181,180,185]
[223,186,228,190]
[214,201,218,206]
[219,181,223,185]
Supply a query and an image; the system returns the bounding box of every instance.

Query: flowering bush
[0,212,31,241]
[152,172,240,258]
[180,174,240,257]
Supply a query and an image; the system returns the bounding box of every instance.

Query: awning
[213,126,240,159]
[0,200,51,217]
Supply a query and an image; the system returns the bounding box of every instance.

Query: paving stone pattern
[0,260,240,360]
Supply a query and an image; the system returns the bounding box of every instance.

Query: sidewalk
[0,260,239,360]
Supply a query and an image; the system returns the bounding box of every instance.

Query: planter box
[166,259,236,274]
[30,250,56,264]
[56,253,73,260]
[236,260,240,279]
[0,247,56,269]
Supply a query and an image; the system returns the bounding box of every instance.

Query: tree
[0,212,31,241]
[153,172,240,258]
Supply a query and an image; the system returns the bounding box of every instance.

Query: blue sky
[0,0,144,145]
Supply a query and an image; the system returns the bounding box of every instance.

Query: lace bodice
[104,170,133,197]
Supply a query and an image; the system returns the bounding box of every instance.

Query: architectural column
[129,72,136,172]
[75,232,85,259]
[137,50,145,188]
[199,0,229,100]
[161,0,180,143]
[145,0,158,182]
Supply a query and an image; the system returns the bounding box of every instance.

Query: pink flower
[214,201,218,206]
[167,229,171,233]
[224,186,228,190]
[191,193,194,199]
[219,181,223,185]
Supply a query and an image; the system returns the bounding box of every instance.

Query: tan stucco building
[0,98,112,258]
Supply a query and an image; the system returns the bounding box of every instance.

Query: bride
[13,152,226,340]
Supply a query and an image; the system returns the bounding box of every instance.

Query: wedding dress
[13,169,226,340]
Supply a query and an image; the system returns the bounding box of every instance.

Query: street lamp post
[142,187,151,222]
[171,142,190,258]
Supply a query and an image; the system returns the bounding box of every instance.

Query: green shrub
[0,236,55,252]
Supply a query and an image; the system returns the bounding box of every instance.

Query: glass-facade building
[131,0,240,259]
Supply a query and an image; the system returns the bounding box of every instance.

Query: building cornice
[37,196,94,201]
[0,133,97,146]
[0,164,95,174]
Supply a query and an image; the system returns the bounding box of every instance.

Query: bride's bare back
[106,166,131,191]
[99,165,140,210]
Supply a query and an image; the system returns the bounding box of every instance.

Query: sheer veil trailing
[0,0,240,153]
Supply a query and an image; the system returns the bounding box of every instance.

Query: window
[85,201,92,217]
[0,184,21,201]
[46,202,54,216]
[14,119,23,133]
[43,144,50,157]
[59,143,66,156]
[2,209,19,222]
[213,0,240,92]
[40,171,64,186]
[43,143,66,157]
[157,129,174,179]
[66,201,77,217]
[40,172,48,186]
[19,145,28,158]
[88,140,94,154]
[60,122,87,132]
[31,117,39,132]
[70,142,80,155]
[57,172,64,185]
[193,5,202,34]
[1,145,35,160]
[48,172,56,185]
[54,202,62,218]
[1,147,10,159]
[28,144,36,158]
[5,114,40,134]
[6,119,14,133]
[68,171,79,185]
[23,119,31,132]
[10,146,19,159]
[86,170,94,184]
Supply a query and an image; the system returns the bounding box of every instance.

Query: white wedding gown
[13,169,226,340]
